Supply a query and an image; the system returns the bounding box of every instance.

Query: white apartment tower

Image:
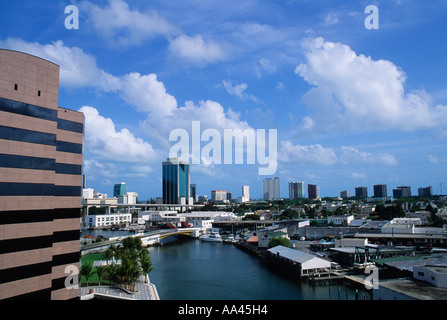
[240,185,250,203]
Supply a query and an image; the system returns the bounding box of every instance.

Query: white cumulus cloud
[168,34,227,66]
[79,106,157,163]
[295,37,447,133]
[279,141,398,167]
[222,80,258,102]
[339,146,398,166]
[81,0,177,46]
[279,141,338,166]
[119,72,178,116]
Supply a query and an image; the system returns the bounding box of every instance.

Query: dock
[306,270,346,282]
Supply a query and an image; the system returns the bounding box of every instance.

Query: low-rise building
[118,192,138,204]
[335,238,368,248]
[183,211,236,229]
[138,211,184,226]
[382,221,446,235]
[413,266,447,288]
[405,212,431,225]
[373,278,447,300]
[267,245,332,277]
[86,213,132,228]
[328,215,354,226]
[255,226,289,248]
[390,218,422,225]
[184,211,237,221]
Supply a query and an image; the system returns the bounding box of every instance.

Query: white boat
[224,234,236,243]
[200,233,223,242]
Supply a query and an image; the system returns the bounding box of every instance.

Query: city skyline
[2,1,447,200]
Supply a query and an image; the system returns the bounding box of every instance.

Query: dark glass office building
[0,49,84,300]
[162,158,190,204]
[289,181,304,199]
[355,186,368,198]
[393,186,411,198]
[373,184,388,198]
[308,184,320,199]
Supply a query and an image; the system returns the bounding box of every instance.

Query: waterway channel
[82,230,371,300]
[147,238,371,300]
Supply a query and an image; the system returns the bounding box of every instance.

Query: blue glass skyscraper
[113,182,127,198]
[163,157,190,204]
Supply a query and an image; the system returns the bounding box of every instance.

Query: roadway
[81,228,201,254]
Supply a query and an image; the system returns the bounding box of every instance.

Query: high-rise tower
[162,157,190,204]
[0,49,84,300]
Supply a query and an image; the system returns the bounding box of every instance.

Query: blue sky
[1,0,447,200]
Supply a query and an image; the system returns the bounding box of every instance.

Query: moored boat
[200,232,223,242]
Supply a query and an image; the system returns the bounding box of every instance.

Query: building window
[14,84,18,91]
[37,90,41,97]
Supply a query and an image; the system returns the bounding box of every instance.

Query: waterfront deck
[80,274,159,300]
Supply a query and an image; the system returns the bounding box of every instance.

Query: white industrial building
[327,215,354,226]
[183,211,237,229]
[335,238,368,248]
[267,245,332,276]
[137,211,184,226]
[86,213,132,228]
[413,266,447,288]
[183,211,237,221]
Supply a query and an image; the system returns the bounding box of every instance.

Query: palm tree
[127,261,143,292]
[103,246,114,264]
[96,265,107,286]
[139,250,154,283]
[105,263,117,286]
[104,237,152,291]
[80,261,94,286]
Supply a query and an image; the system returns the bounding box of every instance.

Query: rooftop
[377,278,447,300]
[376,253,447,272]
[267,245,330,265]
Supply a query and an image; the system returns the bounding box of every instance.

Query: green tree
[268,236,291,248]
[121,236,143,252]
[200,203,219,211]
[278,208,299,220]
[305,206,316,218]
[95,265,107,286]
[139,250,154,283]
[375,204,405,220]
[103,245,114,263]
[242,213,260,220]
[80,261,94,286]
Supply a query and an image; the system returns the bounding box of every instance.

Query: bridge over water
[81,228,203,254]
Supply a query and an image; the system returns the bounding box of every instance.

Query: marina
[147,238,372,300]
[81,229,373,300]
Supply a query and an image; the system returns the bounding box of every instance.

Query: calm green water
[147,238,371,300]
